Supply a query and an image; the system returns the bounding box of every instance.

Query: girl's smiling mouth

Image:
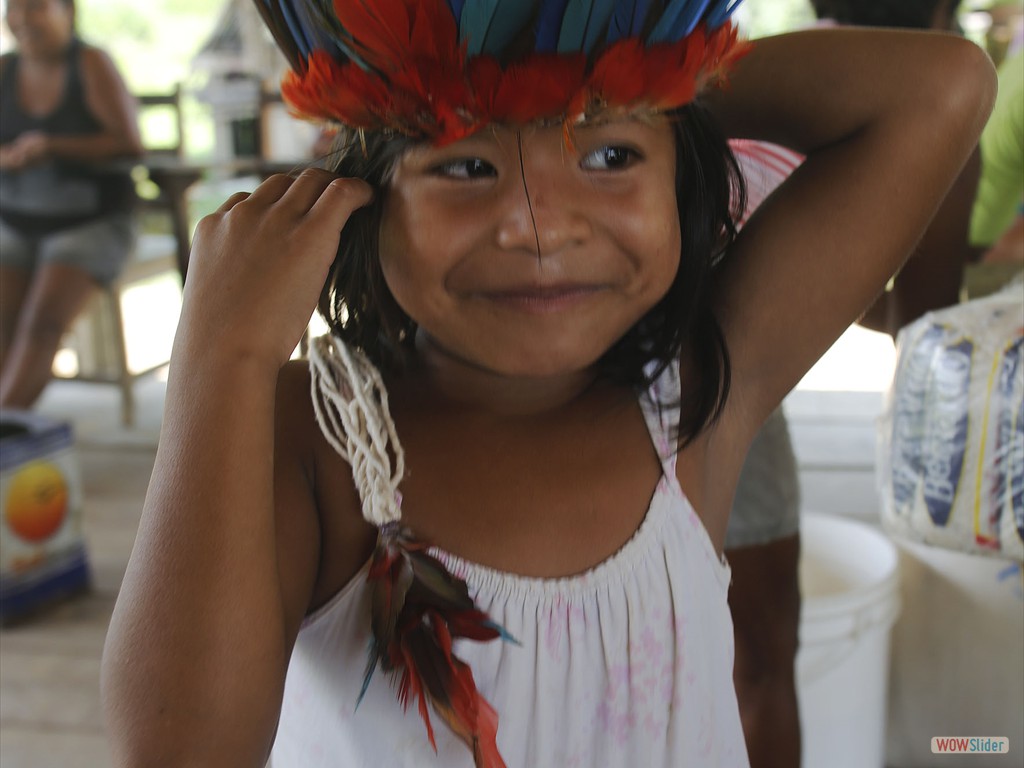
[473,283,608,313]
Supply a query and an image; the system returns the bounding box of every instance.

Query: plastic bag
[877,281,1024,561]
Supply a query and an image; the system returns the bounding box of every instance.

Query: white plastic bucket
[797,513,901,768]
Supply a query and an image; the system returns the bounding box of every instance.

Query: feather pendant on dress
[360,524,516,768]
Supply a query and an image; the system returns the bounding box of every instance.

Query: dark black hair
[811,0,961,29]
[319,102,744,445]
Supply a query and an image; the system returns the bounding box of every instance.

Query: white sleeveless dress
[271,341,749,767]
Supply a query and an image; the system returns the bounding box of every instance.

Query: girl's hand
[177,168,373,372]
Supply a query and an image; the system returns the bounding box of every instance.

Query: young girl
[101,2,994,766]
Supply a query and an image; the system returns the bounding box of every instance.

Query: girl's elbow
[939,39,998,139]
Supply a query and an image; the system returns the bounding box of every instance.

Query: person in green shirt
[970,47,1024,265]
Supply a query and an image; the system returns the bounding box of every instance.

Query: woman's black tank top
[0,38,136,234]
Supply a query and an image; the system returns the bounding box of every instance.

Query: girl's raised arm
[100,170,372,766]
[706,28,995,426]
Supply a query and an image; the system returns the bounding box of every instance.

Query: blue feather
[268,0,347,62]
[356,643,379,708]
[277,0,313,58]
[482,620,522,646]
[251,0,301,69]
[705,0,745,29]
[460,0,537,57]
[298,0,371,69]
[447,0,467,21]
[649,0,713,43]
[606,0,654,44]
[557,0,617,55]
[290,0,339,55]
[535,0,572,52]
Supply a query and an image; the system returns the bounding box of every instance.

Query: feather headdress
[253,0,749,145]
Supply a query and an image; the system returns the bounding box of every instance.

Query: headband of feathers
[253,0,750,145]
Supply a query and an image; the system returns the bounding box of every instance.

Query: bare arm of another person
[101,170,373,766]
[859,146,982,336]
[981,211,1024,264]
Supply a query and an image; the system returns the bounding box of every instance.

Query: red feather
[489,54,588,125]
[281,51,390,128]
[583,39,650,109]
[330,0,412,71]
[330,0,462,73]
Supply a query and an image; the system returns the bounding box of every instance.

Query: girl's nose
[495,161,592,257]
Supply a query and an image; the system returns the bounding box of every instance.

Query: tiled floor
[2,327,1018,767]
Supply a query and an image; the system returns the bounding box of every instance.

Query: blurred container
[886,540,1024,767]
[798,513,902,768]
[0,410,90,624]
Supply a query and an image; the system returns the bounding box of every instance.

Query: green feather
[557,0,617,55]
[460,0,537,58]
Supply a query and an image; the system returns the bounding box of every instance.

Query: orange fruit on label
[5,461,69,543]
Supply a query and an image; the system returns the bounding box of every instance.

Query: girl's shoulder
[276,359,377,607]
[276,358,348,492]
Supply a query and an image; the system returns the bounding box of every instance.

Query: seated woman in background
[0,0,142,410]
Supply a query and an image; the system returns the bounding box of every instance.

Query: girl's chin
[416,332,603,381]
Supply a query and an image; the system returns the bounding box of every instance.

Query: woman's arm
[101,170,373,766]
[706,28,995,424]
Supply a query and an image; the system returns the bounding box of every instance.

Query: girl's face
[379,117,681,379]
[5,0,73,57]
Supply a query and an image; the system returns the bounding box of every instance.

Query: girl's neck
[406,332,604,417]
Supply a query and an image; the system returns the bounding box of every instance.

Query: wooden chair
[55,85,187,427]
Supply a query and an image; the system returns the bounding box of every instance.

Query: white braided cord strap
[308,334,405,526]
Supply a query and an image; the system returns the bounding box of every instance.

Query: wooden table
[140,157,205,279]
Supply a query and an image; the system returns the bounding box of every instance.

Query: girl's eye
[433,158,497,179]
[580,146,640,171]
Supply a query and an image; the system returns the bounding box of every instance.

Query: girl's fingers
[307,176,375,230]
[278,167,349,214]
[215,191,252,213]
[246,172,298,204]
[212,169,371,227]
